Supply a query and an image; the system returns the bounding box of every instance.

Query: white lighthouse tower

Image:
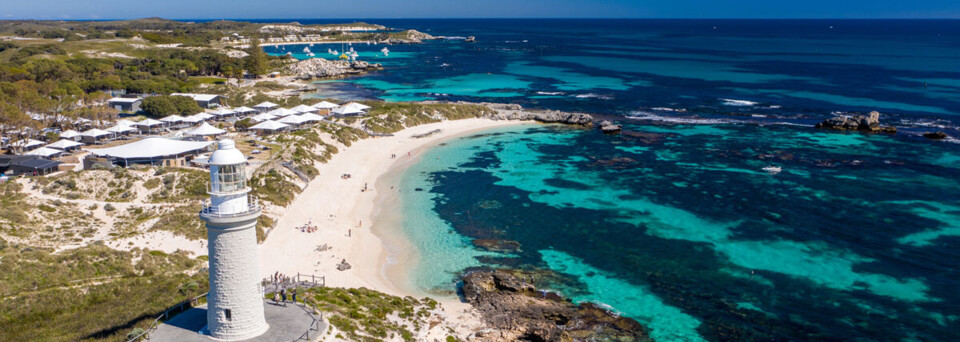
[199,139,269,340]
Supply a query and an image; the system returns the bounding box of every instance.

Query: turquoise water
[394,123,960,341]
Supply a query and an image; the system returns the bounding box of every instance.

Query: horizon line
[3,17,960,21]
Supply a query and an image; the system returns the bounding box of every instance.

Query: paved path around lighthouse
[150,300,324,342]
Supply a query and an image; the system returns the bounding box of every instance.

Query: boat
[302,47,311,53]
[381,47,390,56]
[350,51,359,60]
[285,51,292,56]
[306,52,315,57]
[465,36,476,43]
[762,165,782,173]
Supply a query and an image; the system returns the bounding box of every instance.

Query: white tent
[136,118,164,127]
[185,122,227,137]
[266,108,298,117]
[87,137,213,164]
[332,102,369,116]
[209,108,236,117]
[311,101,339,110]
[81,129,112,138]
[250,113,277,122]
[278,115,307,126]
[115,119,138,127]
[346,102,371,110]
[193,112,215,120]
[182,114,206,124]
[12,139,45,150]
[160,115,186,123]
[234,106,257,115]
[46,139,84,151]
[249,120,290,132]
[290,104,317,114]
[107,125,137,134]
[59,130,81,140]
[25,147,64,158]
[297,113,324,123]
[253,101,279,112]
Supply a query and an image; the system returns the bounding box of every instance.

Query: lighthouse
[199,139,269,340]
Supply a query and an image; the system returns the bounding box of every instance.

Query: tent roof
[137,118,164,127]
[266,108,297,117]
[253,101,279,108]
[59,130,80,139]
[24,147,64,157]
[209,108,236,116]
[234,106,257,113]
[185,122,227,136]
[81,128,112,137]
[13,139,45,148]
[332,102,368,115]
[278,115,307,125]
[171,93,220,102]
[107,125,137,133]
[88,138,213,160]
[46,139,84,150]
[160,115,185,122]
[250,113,277,122]
[116,119,138,126]
[298,113,324,122]
[249,120,290,131]
[290,104,317,113]
[311,101,339,109]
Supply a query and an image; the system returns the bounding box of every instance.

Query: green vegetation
[140,95,204,117]
[306,287,440,342]
[364,103,493,133]
[0,244,207,342]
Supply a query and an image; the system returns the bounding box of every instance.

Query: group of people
[273,287,298,307]
[297,219,318,233]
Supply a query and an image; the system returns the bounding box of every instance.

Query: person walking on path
[292,288,298,305]
[280,288,287,307]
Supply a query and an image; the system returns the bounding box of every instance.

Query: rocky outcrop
[482,107,593,126]
[336,259,352,271]
[599,120,622,134]
[381,29,436,44]
[461,270,650,342]
[816,111,896,133]
[285,58,382,79]
[923,131,948,140]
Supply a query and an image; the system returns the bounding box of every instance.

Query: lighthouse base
[147,300,322,342]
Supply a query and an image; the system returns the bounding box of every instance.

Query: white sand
[258,118,532,334]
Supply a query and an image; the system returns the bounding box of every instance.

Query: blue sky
[3,0,959,19]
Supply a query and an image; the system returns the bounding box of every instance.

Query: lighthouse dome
[208,139,246,166]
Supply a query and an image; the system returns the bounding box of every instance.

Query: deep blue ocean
[257,19,960,341]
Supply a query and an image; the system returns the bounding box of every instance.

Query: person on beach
[273,292,280,305]
[348,229,351,237]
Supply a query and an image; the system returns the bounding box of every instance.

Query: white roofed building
[253,101,279,112]
[86,137,214,167]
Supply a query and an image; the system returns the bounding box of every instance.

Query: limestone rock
[599,120,623,134]
[815,111,894,133]
[284,58,383,79]
[923,131,948,140]
[482,109,593,126]
[461,270,650,342]
[336,259,351,271]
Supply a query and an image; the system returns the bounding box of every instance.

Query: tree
[140,95,202,117]
[244,37,268,78]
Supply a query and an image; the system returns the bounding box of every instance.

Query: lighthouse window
[224,309,232,321]
[215,164,246,192]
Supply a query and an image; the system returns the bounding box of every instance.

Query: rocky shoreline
[460,270,650,341]
[285,58,383,79]
[478,102,594,126]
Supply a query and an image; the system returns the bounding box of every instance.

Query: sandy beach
[258,118,531,300]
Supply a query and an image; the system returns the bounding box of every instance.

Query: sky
[3,0,960,20]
